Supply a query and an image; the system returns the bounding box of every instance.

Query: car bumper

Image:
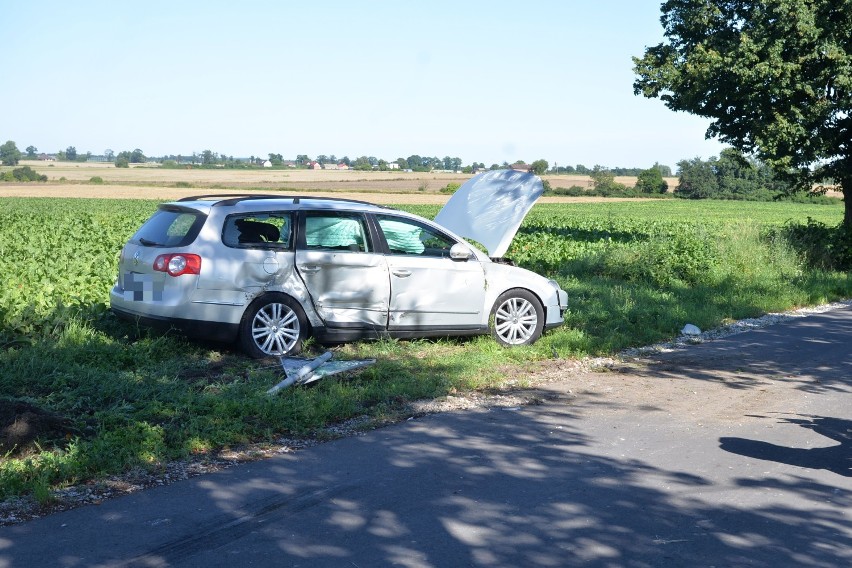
[111,305,240,343]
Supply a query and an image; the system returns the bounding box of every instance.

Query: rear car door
[375,214,487,332]
[195,211,295,304]
[295,211,390,329]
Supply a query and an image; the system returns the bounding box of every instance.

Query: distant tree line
[554,163,673,177]
[0,140,678,178]
[3,139,820,203]
[674,149,795,200]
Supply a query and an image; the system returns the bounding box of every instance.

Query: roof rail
[176,194,392,208]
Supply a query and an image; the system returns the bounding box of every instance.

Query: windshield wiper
[139,238,160,247]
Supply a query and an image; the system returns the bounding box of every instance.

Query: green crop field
[1,196,850,502]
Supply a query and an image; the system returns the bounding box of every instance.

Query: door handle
[392,269,412,278]
[299,265,321,273]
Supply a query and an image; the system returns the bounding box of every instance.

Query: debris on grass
[268,352,377,394]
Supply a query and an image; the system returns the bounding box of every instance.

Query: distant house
[387,162,399,170]
[337,163,350,170]
[308,161,322,170]
[322,162,339,170]
[38,154,56,161]
[511,163,531,172]
[263,160,272,168]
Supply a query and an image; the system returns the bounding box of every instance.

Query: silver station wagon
[110,170,568,357]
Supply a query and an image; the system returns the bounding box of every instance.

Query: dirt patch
[528,357,792,425]
[0,400,73,455]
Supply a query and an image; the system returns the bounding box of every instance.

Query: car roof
[168,194,394,214]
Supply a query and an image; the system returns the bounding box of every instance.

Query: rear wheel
[490,289,544,346]
[239,294,308,358]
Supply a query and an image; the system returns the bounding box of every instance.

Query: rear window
[222,213,292,249]
[133,207,206,247]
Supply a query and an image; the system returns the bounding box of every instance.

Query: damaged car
[110,170,568,357]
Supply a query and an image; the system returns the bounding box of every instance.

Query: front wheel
[490,289,544,347]
[239,294,308,358]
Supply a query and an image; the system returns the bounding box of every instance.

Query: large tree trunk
[844,181,852,230]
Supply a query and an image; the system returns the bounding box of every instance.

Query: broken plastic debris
[681,324,702,336]
[267,352,376,394]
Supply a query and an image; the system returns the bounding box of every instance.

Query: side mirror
[449,243,472,261]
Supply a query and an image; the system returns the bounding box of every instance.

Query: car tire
[490,289,544,347]
[239,293,308,358]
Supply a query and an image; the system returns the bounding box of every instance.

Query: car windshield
[133,207,206,247]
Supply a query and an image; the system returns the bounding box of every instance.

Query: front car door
[375,214,487,333]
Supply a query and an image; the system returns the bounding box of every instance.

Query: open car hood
[434,169,544,258]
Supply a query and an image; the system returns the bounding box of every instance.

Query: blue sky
[3,1,727,169]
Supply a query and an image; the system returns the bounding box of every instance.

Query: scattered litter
[267,352,376,394]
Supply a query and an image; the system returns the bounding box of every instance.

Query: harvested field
[0,161,661,202]
[0,183,648,204]
[6,160,675,194]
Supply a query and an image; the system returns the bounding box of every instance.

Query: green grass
[0,197,850,500]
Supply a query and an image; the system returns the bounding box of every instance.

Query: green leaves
[0,199,157,341]
[635,0,852,218]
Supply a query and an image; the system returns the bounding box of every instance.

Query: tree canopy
[636,165,669,194]
[633,0,852,225]
[0,141,21,166]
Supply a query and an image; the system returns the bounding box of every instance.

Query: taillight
[153,253,202,276]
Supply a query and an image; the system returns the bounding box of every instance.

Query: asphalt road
[1,307,850,567]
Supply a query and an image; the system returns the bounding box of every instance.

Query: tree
[635,165,668,194]
[652,162,672,177]
[104,149,114,161]
[634,0,852,226]
[530,159,549,175]
[201,150,216,165]
[130,149,146,163]
[65,146,77,161]
[406,155,423,171]
[25,145,37,159]
[353,156,373,171]
[589,166,617,190]
[115,149,145,167]
[1,141,21,165]
[675,157,719,199]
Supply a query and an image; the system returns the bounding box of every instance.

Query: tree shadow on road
[15,395,845,568]
[721,415,851,477]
